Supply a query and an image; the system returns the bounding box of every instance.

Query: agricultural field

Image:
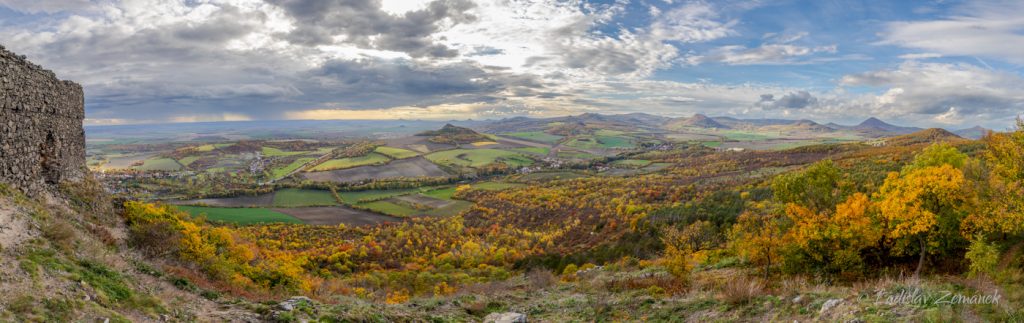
[175,205,302,225]
[472,181,525,191]
[502,131,563,143]
[373,146,419,159]
[134,157,183,171]
[556,150,602,160]
[178,156,201,166]
[271,188,338,207]
[271,157,315,178]
[262,146,310,157]
[425,149,533,168]
[564,135,636,149]
[337,187,426,204]
[611,159,652,168]
[358,200,420,217]
[511,147,550,155]
[309,153,390,172]
[470,141,499,147]
[302,157,450,183]
[511,171,588,182]
[271,206,400,226]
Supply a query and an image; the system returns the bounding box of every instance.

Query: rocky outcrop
[0,45,86,193]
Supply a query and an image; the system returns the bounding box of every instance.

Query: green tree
[772,160,845,213]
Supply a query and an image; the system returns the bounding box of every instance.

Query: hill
[480,112,668,134]
[416,123,490,144]
[954,125,989,139]
[666,114,729,129]
[850,117,922,136]
[884,128,964,146]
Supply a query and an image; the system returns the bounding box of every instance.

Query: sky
[1,0,1022,129]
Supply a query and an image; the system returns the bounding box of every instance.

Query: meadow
[175,205,302,224]
[271,188,338,207]
[373,146,419,159]
[309,153,391,172]
[502,131,563,143]
[425,149,534,168]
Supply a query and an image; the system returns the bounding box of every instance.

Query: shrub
[42,220,77,251]
[526,268,555,289]
[965,237,1000,278]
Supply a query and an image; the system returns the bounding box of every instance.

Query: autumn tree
[772,159,846,213]
[963,118,1024,237]
[729,210,786,280]
[876,163,969,277]
[783,193,882,275]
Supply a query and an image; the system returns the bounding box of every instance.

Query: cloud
[840,61,1024,124]
[897,53,942,60]
[878,0,1024,64]
[756,91,818,110]
[0,0,94,14]
[687,43,837,65]
[267,0,476,58]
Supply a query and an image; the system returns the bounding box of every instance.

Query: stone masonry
[0,44,86,194]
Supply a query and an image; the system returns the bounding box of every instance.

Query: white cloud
[839,61,1024,127]
[879,0,1024,64]
[687,43,837,65]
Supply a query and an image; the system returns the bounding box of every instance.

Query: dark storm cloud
[295,58,545,109]
[266,0,476,58]
[0,1,552,122]
[757,91,817,110]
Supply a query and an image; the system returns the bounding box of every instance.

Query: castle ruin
[0,45,86,193]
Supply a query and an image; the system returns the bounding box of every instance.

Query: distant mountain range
[481,112,989,139]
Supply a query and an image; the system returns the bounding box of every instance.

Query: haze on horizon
[1,0,1022,129]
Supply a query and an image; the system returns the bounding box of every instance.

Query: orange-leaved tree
[784,192,882,275]
[876,162,969,277]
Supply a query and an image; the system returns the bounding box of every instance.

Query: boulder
[483,312,527,323]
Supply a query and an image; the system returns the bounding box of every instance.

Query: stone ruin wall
[0,45,86,194]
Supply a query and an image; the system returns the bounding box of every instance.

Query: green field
[513,171,586,182]
[424,200,473,217]
[563,135,636,149]
[193,143,232,152]
[310,153,390,171]
[360,200,420,217]
[594,129,627,136]
[262,147,308,157]
[134,158,182,171]
[701,141,723,148]
[512,147,550,155]
[374,146,419,159]
[612,159,652,168]
[271,157,314,178]
[425,149,533,168]
[337,188,425,204]
[176,206,302,225]
[422,187,457,200]
[272,188,338,207]
[557,150,601,160]
[473,181,525,191]
[720,130,777,141]
[178,156,200,166]
[503,132,563,144]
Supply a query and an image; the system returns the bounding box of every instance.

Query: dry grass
[526,268,556,289]
[42,220,77,251]
[718,275,766,305]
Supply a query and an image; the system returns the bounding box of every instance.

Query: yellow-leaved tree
[784,193,882,275]
[876,163,969,277]
[729,210,786,280]
[963,118,1024,237]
